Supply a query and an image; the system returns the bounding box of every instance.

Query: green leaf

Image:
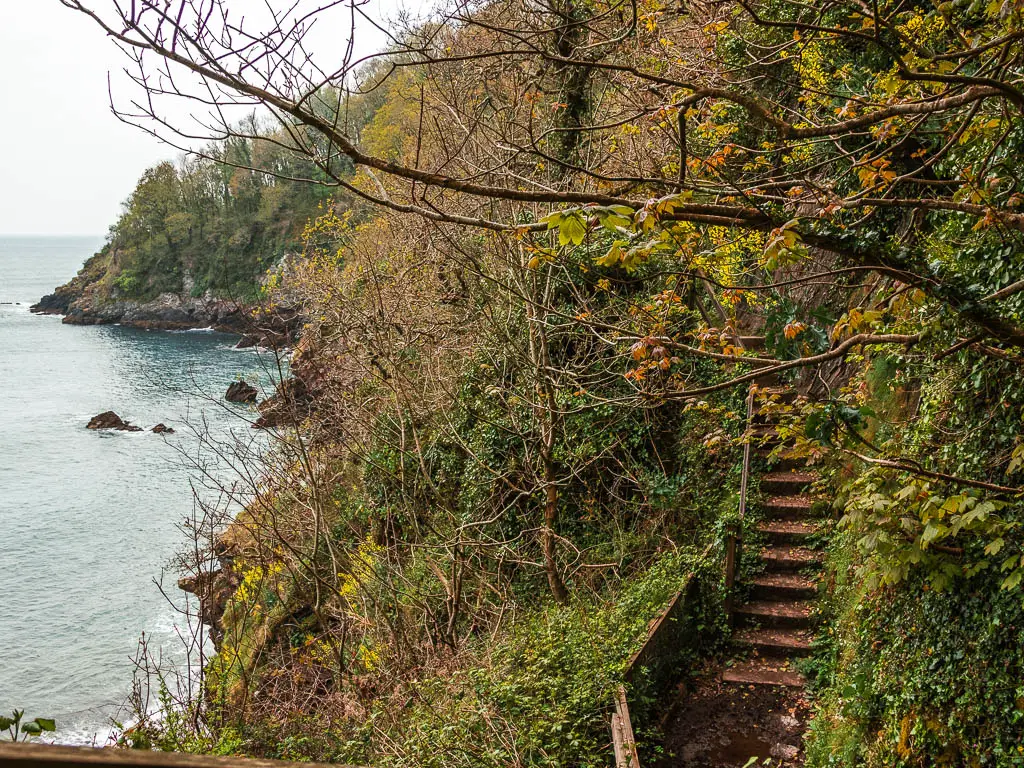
[596,241,624,267]
[599,212,632,230]
[33,719,56,732]
[559,213,588,246]
[921,521,945,545]
[1002,569,1023,591]
[805,410,835,445]
[20,722,42,736]
[0,717,14,731]
[540,211,564,229]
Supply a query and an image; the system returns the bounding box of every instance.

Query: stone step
[736,599,815,630]
[758,520,820,546]
[751,412,784,428]
[751,407,799,427]
[732,627,814,657]
[753,371,781,387]
[761,470,817,495]
[763,495,817,520]
[760,545,823,572]
[749,572,818,601]
[764,455,806,473]
[751,389,792,401]
[749,424,783,439]
[750,431,797,453]
[750,396,799,420]
[751,385,798,403]
[738,335,766,351]
[721,658,806,688]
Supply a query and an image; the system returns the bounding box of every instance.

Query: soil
[653,661,811,768]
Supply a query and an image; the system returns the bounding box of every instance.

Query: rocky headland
[31,253,300,348]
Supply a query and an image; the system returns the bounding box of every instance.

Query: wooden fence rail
[726,385,756,625]
[610,686,639,768]
[610,575,703,768]
[0,743,359,768]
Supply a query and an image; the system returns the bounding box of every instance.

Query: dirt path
[654,661,810,767]
[653,382,824,767]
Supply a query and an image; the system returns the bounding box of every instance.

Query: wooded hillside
[61,0,1024,765]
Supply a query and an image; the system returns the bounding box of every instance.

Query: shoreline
[31,291,300,349]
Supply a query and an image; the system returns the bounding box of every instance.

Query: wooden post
[611,712,627,768]
[612,686,640,768]
[724,532,737,627]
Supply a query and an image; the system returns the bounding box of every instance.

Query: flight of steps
[721,387,823,689]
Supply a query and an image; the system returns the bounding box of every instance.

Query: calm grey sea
[0,236,271,744]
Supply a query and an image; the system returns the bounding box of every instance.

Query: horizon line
[0,232,105,238]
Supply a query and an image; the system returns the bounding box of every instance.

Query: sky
[0,2,406,236]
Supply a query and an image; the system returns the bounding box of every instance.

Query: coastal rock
[31,292,75,315]
[37,280,302,342]
[178,568,236,641]
[253,376,310,429]
[151,423,175,434]
[32,253,107,316]
[87,411,143,432]
[32,248,304,344]
[60,292,246,332]
[225,380,259,403]
[233,312,300,349]
[178,531,250,648]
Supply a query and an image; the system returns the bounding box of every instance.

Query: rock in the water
[87,411,143,432]
[225,380,259,403]
[151,423,175,434]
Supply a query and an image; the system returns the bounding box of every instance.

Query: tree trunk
[543,450,569,603]
[525,255,570,604]
[548,0,591,181]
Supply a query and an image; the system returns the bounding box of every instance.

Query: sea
[0,236,275,744]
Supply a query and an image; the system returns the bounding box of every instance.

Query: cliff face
[31,251,301,346]
[31,252,109,316]
[33,249,241,329]
[36,287,252,333]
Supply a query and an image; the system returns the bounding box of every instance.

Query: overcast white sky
[0,2,405,236]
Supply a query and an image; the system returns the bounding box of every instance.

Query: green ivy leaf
[1002,569,1023,590]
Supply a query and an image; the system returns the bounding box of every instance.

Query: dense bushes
[804,337,1024,765]
[331,550,719,768]
[77,0,1024,762]
[808,529,1024,767]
